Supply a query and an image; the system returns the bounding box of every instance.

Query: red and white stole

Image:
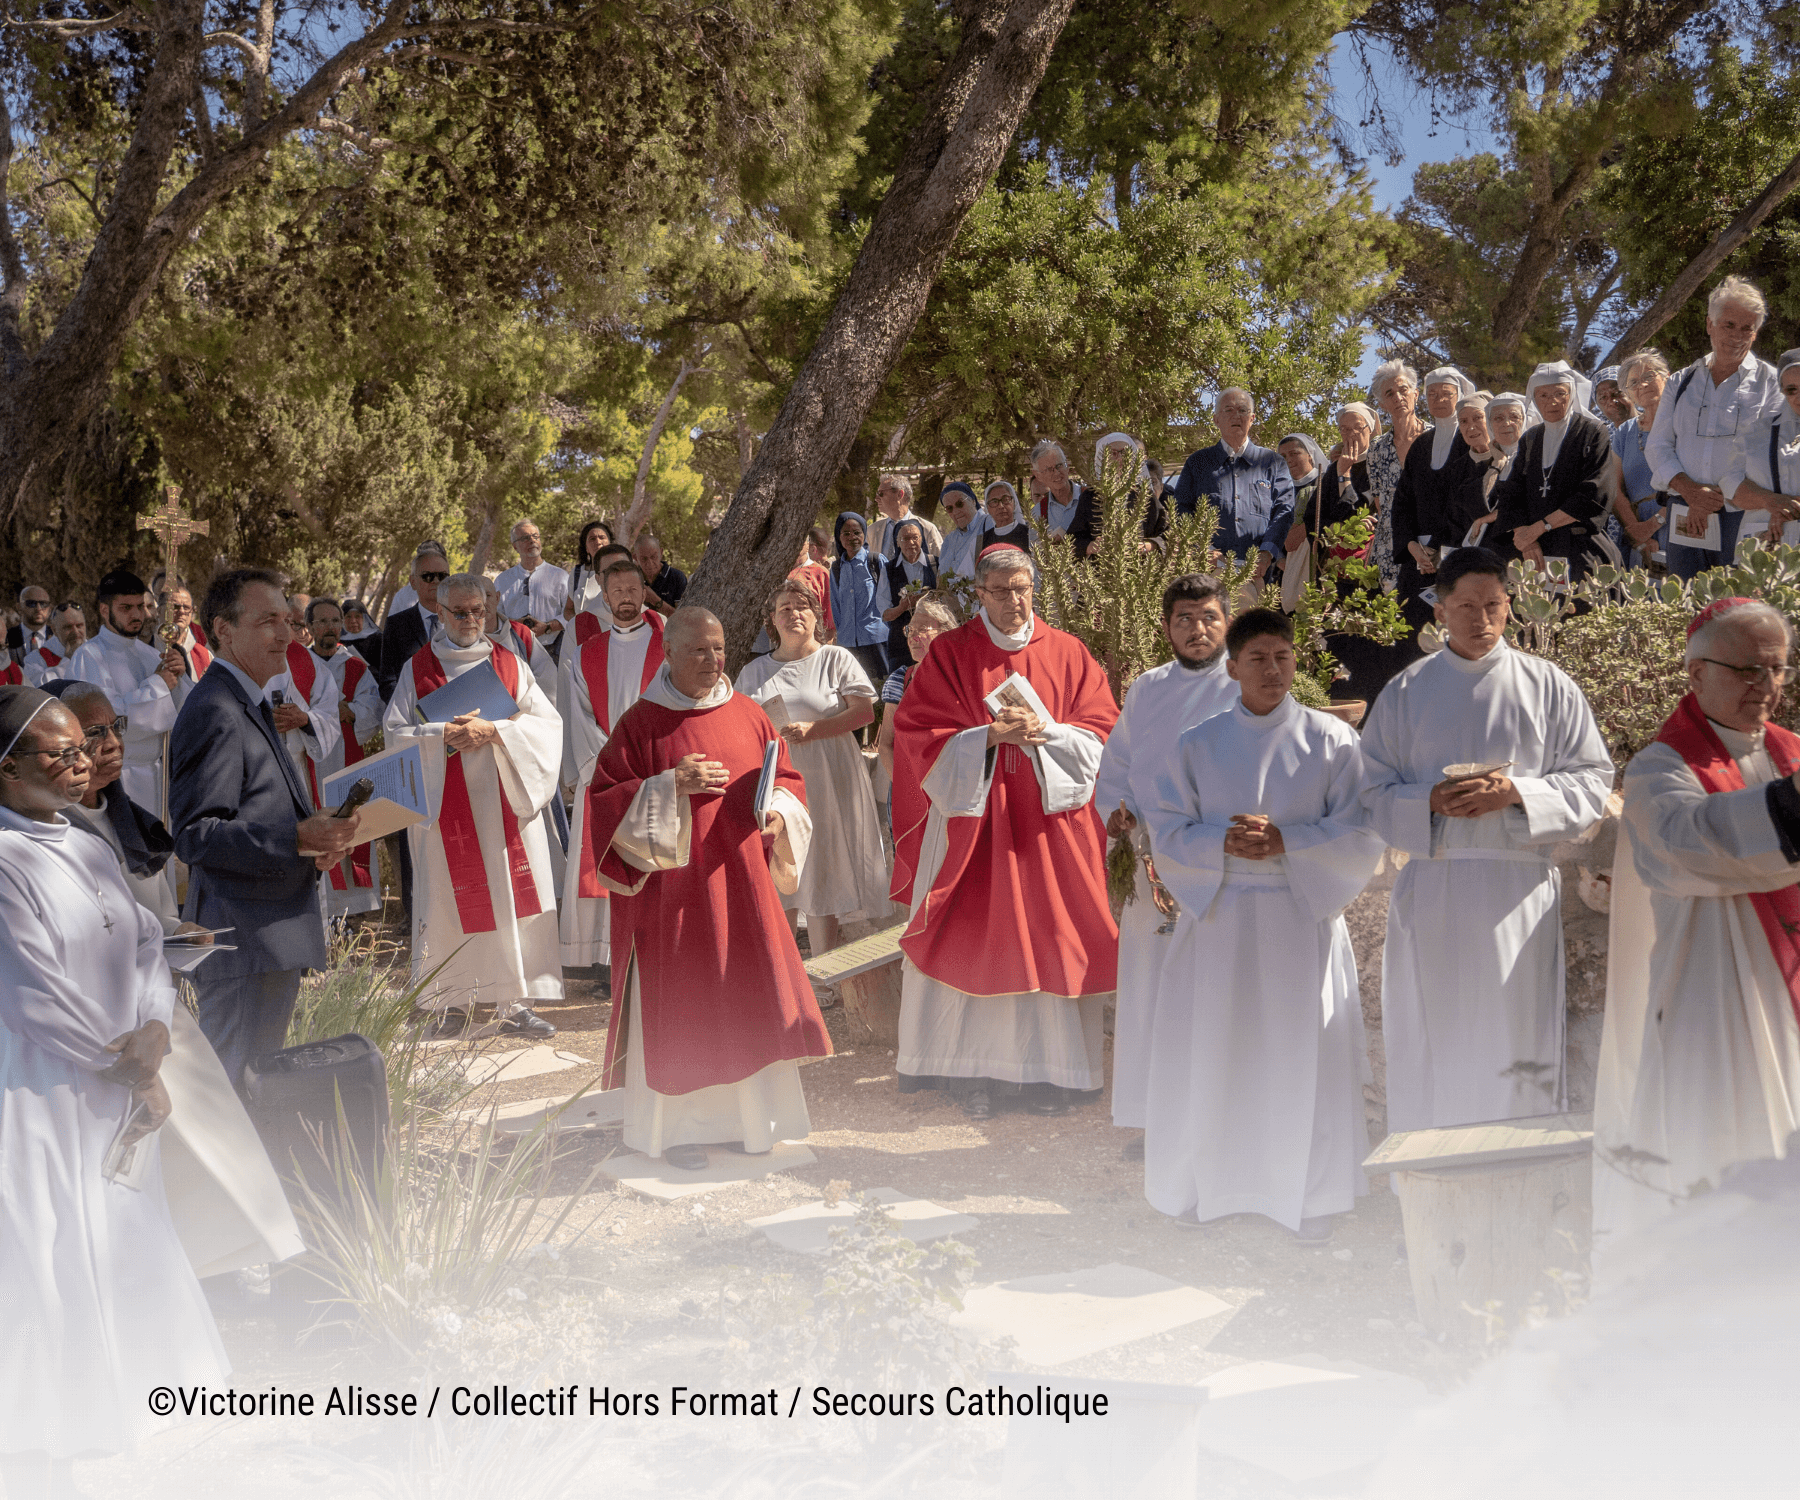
[1656,691,1800,1024]
[37,647,61,671]
[0,661,20,687]
[188,640,211,676]
[575,619,666,899]
[409,642,542,934]
[300,648,372,892]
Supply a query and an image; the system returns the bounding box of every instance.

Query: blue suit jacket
[1172,441,1295,560]
[169,662,328,978]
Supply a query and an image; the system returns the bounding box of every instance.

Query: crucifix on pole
[136,485,209,648]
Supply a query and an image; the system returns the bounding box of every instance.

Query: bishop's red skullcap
[1688,596,1757,639]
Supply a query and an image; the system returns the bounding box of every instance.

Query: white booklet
[759,694,793,731]
[321,740,433,840]
[1669,504,1722,550]
[753,739,781,828]
[983,671,1052,723]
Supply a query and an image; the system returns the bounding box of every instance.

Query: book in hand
[416,658,521,728]
[983,671,1052,725]
[322,739,433,840]
[163,932,237,974]
[753,738,781,829]
[102,1099,154,1189]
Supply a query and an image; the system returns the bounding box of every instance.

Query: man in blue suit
[169,569,364,1090]
[1172,387,1295,591]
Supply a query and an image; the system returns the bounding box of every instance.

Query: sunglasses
[419,571,449,584]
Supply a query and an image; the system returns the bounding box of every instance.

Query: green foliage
[1286,511,1409,698]
[1035,450,1254,702]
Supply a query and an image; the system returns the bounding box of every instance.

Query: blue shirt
[827,550,889,648]
[1172,441,1295,560]
[1611,419,1655,503]
[881,666,910,705]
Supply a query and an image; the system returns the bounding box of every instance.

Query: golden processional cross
[136,485,209,647]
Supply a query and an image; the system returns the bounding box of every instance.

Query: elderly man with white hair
[494,517,569,647]
[1723,345,1800,550]
[1173,388,1295,587]
[1595,597,1800,1260]
[1646,274,1782,580]
[1490,361,1614,581]
[867,473,944,565]
[384,571,565,1038]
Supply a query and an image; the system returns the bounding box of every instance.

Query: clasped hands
[1429,773,1521,819]
[1223,814,1284,860]
[271,701,311,734]
[988,705,1047,748]
[444,711,503,754]
[102,1018,171,1144]
[671,750,784,842]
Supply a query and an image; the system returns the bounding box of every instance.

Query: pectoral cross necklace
[56,859,116,932]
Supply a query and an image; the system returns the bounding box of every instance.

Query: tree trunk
[618,356,701,544]
[685,0,1079,667]
[467,495,501,576]
[1601,146,1800,369]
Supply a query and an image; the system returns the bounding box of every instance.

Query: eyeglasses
[20,597,49,608]
[1699,658,1796,686]
[168,603,194,616]
[977,584,1033,601]
[15,745,92,770]
[1626,374,1662,391]
[441,606,484,623]
[904,626,943,640]
[82,717,129,748]
[418,571,449,584]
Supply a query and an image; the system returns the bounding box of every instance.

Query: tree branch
[1602,145,1800,369]
[0,96,27,377]
[4,5,149,37]
[203,28,258,63]
[313,115,465,188]
[619,355,706,542]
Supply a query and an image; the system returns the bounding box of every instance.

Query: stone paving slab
[460,1045,588,1086]
[746,1186,977,1254]
[454,1089,625,1133]
[599,1142,818,1199]
[951,1262,1232,1367]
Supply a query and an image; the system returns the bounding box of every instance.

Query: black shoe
[962,1086,993,1120]
[1026,1086,1070,1116]
[1293,1216,1334,1244]
[664,1143,710,1171]
[498,1007,556,1038]
[428,1008,470,1039]
[1121,1134,1145,1162]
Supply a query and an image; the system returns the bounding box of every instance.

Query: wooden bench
[1364,1111,1593,1339]
[803,922,907,1048]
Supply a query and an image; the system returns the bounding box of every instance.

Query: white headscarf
[1525,361,1593,412]
[1335,401,1382,434]
[1092,432,1145,488]
[1423,366,1478,400]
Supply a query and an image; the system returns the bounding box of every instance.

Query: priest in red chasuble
[891,544,1119,1119]
[586,607,830,1170]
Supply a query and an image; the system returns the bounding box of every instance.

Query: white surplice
[264,649,344,808]
[1144,696,1384,1227]
[490,623,567,893]
[0,806,227,1459]
[896,611,1110,1091]
[1360,640,1614,1131]
[560,616,658,966]
[1094,653,1239,1128]
[1593,726,1800,1260]
[603,666,814,1155]
[67,626,186,821]
[309,646,384,918]
[383,638,565,1016]
[21,633,75,687]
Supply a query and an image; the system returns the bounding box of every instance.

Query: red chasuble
[892,615,1120,999]
[588,691,831,1094]
[1656,691,1800,1025]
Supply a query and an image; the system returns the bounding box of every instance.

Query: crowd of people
[5,270,1800,1487]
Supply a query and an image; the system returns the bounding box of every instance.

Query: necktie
[259,699,280,739]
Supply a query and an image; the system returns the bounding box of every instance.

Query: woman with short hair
[735,580,891,954]
[1613,351,1672,565]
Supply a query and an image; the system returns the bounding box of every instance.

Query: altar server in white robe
[1145,610,1384,1239]
[67,569,189,821]
[1595,598,1800,1261]
[561,561,663,968]
[1360,547,1613,1132]
[296,600,383,919]
[383,574,564,1038]
[1095,573,1238,1154]
[0,687,228,1487]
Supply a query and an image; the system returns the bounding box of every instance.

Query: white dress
[1359,641,1614,1131]
[0,806,228,1458]
[1144,696,1384,1227]
[734,646,892,923]
[383,639,566,1016]
[1594,726,1800,1259]
[1093,654,1239,1128]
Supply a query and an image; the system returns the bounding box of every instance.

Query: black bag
[244,1032,390,1206]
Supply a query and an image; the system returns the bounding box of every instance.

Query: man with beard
[6,585,52,661]
[68,569,188,821]
[1095,575,1238,1159]
[563,561,665,971]
[21,602,87,686]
